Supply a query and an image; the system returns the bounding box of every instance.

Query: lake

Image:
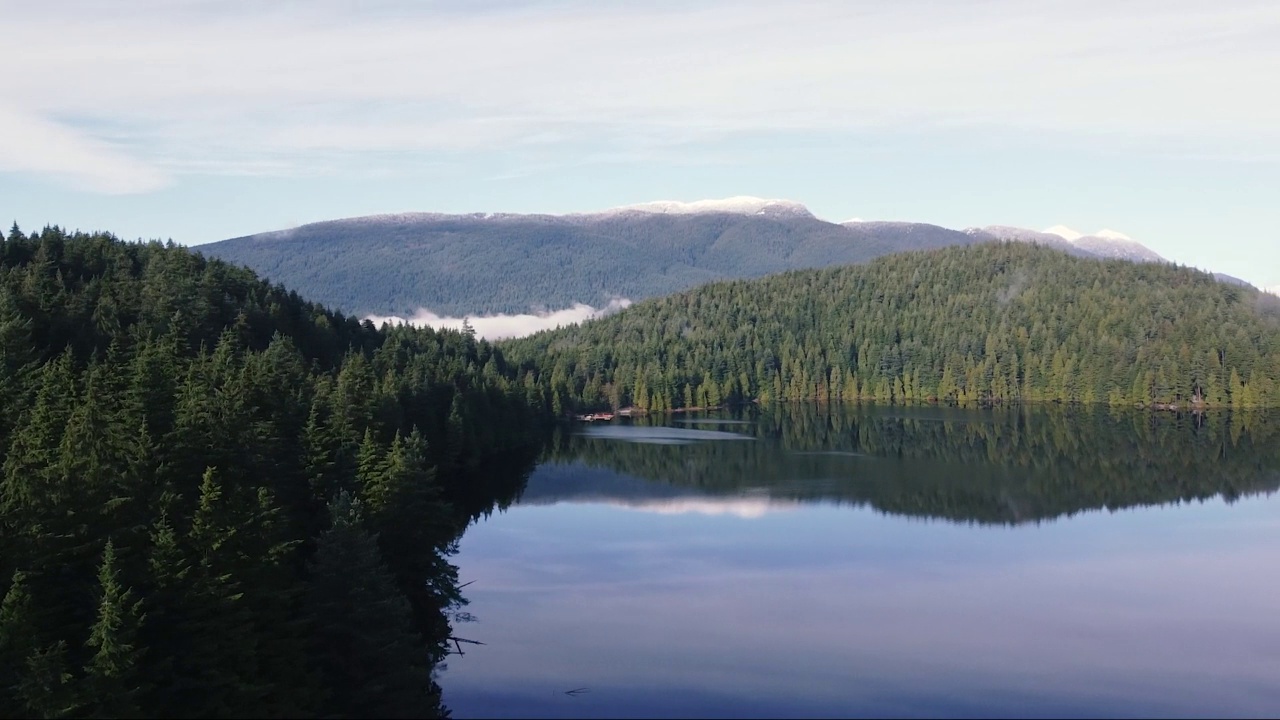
[441,405,1280,718]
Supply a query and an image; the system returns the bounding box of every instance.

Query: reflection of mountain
[532,405,1280,525]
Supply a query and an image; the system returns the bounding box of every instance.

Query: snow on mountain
[966,226,1095,258]
[1043,225,1084,241]
[1069,234,1165,263]
[599,196,814,219]
[1033,225,1165,263]
[973,225,1071,244]
[270,198,819,231]
[1094,229,1132,241]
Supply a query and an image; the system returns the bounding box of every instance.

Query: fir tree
[83,541,145,718]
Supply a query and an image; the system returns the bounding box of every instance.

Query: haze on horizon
[2,0,1278,290]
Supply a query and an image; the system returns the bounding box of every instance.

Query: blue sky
[3,0,1278,290]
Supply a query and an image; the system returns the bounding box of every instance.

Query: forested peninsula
[505,243,1280,413]
[0,226,545,718]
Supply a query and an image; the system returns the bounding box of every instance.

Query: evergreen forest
[505,243,1280,413]
[3,225,1280,718]
[0,226,546,718]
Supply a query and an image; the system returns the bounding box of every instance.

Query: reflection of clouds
[444,497,1280,718]
[600,497,798,519]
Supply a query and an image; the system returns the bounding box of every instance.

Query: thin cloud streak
[0,110,170,193]
[2,0,1279,190]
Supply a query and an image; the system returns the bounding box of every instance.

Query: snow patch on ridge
[1094,228,1132,241]
[597,196,814,219]
[365,298,632,340]
[1043,225,1084,241]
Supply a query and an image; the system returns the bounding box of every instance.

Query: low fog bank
[366,298,632,340]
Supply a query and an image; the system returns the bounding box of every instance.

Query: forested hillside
[504,243,1280,412]
[0,225,545,718]
[201,211,982,316]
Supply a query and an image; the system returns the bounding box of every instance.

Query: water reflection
[544,404,1280,524]
[443,405,1280,718]
[577,425,755,445]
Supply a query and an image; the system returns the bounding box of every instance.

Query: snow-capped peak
[1043,225,1084,241]
[600,196,813,219]
[1044,225,1135,243]
[842,217,865,224]
[1094,229,1132,241]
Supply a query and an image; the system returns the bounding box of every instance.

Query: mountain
[201,198,1173,318]
[1064,231,1166,263]
[201,200,984,317]
[504,242,1280,411]
[963,225,1094,257]
[968,225,1166,263]
[1213,272,1257,289]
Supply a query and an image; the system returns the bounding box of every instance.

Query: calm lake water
[441,405,1280,718]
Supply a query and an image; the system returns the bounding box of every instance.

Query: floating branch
[448,636,486,655]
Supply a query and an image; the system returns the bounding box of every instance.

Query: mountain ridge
[200,198,1222,318]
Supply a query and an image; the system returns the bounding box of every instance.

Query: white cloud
[2,0,1279,191]
[0,110,169,194]
[365,298,632,340]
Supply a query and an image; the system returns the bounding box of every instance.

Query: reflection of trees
[455,443,544,527]
[540,405,1280,525]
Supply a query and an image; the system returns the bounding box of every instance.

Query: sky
[2,0,1279,291]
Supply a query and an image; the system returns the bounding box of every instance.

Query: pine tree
[83,541,145,718]
[180,468,266,717]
